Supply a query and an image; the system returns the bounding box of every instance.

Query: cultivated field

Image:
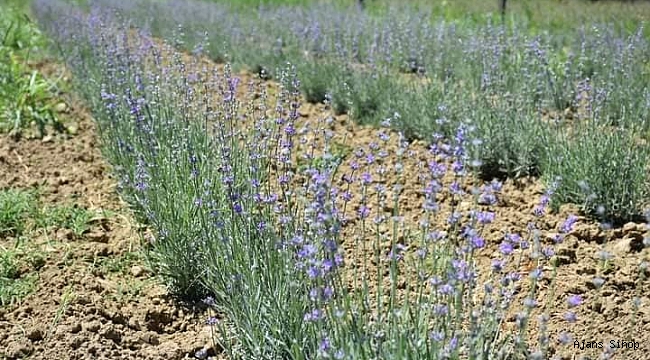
[1,0,650,359]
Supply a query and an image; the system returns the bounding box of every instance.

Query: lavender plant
[540,122,650,225]
[32,1,646,360]
[82,0,650,224]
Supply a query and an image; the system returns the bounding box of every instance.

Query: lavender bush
[82,0,650,223]
[32,0,650,359]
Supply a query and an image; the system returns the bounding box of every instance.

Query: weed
[37,204,97,237]
[0,246,39,307]
[97,252,142,275]
[0,189,38,237]
[0,5,65,138]
[45,285,75,340]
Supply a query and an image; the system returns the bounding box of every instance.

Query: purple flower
[298,244,317,258]
[523,297,537,308]
[529,267,543,280]
[439,283,455,295]
[309,287,321,302]
[434,304,448,316]
[558,332,572,345]
[491,259,505,272]
[334,253,344,266]
[322,258,335,273]
[307,266,321,279]
[451,160,464,174]
[233,203,243,214]
[449,181,463,195]
[567,294,583,308]
[202,296,215,306]
[448,336,458,350]
[357,205,370,219]
[560,214,579,233]
[319,337,331,353]
[476,211,495,224]
[361,172,372,185]
[478,192,497,205]
[499,241,514,255]
[542,246,554,258]
[447,212,462,225]
[563,311,577,323]
[430,331,444,342]
[323,286,334,300]
[428,161,447,178]
[470,236,485,249]
[304,308,323,322]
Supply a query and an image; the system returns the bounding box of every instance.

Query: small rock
[75,296,91,305]
[554,246,577,265]
[195,348,208,359]
[128,318,141,331]
[70,334,88,349]
[5,339,33,358]
[69,323,82,333]
[99,324,122,344]
[607,237,644,256]
[139,331,159,345]
[131,265,145,277]
[54,102,68,113]
[158,341,183,359]
[67,124,78,135]
[26,328,43,342]
[42,135,53,143]
[623,222,639,234]
[87,230,108,243]
[570,224,605,243]
[591,299,603,313]
[83,320,101,333]
[94,245,111,257]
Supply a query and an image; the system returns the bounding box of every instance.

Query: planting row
[34,0,647,359]
[32,0,648,359]
[76,0,650,223]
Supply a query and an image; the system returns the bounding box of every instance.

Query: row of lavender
[83,0,650,224]
[32,0,603,359]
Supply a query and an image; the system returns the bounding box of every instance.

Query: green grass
[0,187,111,306]
[0,189,38,237]
[37,204,99,238]
[0,188,100,237]
[95,251,144,275]
[206,0,650,37]
[0,244,42,307]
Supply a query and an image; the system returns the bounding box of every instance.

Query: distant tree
[499,0,507,21]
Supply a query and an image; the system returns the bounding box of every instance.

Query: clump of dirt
[0,74,215,359]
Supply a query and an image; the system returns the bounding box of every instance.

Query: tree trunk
[500,0,507,22]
